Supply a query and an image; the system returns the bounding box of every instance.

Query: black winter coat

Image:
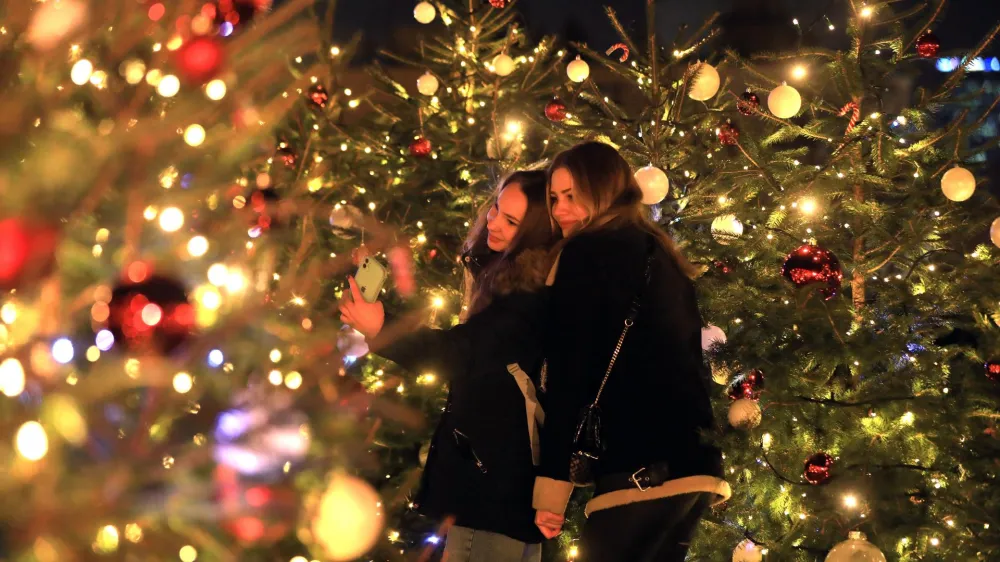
[374,250,551,544]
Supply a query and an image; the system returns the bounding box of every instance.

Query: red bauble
[782,244,843,300]
[488,0,506,7]
[215,465,295,546]
[737,90,760,116]
[986,359,1000,382]
[106,268,195,354]
[0,218,59,291]
[175,36,225,84]
[915,32,941,58]
[544,97,567,122]
[249,187,281,230]
[728,368,765,400]
[274,145,297,168]
[717,122,740,145]
[212,0,268,28]
[409,136,432,158]
[803,452,834,485]
[307,83,329,110]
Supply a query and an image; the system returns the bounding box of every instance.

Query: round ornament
[492,53,515,76]
[274,145,297,169]
[991,217,1000,249]
[544,98,567,122]
[249,186,282,231]
[0,218,59,291]
[107,269,195,355]
[711,214,744,245]
[940,166,976,202]
[416,71,439,96]
[413,1,436,24]
[409,136,433,158]
[634,165,670,205]
[688,62,721,101]
[915,32,941,58]
[486,135,522,160]
[701,325,727,351]
[26,0,88,51]
[985,358,1000,382]
[310,473,384,561]
[175,36,226,84]
[803,452,834,485]
[717,122,740,146]
[728,399,762,429]
[728,369,765,401]
[824,531,886,562]
[733,539,765,562]
[307,84,330,110]
[567,56,590,83]
[768,83,802,119]
[737,90,761,116]
[488,0,506,7]
[330,204,363,238]
[782,244,843,300]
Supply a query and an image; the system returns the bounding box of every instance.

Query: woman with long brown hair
[532,142,731,561]
[340,170,557,561]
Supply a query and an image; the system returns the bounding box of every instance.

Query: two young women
[340,142,731,562]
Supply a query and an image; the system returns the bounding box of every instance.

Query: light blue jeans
[444,525,542,562]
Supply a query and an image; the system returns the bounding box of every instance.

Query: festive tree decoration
[175,36,226,84]
[688,61,721,101]
[711,214,744,245]
[915,31,941,58]
[488,0,507,7]
[567,56,590,82]
[413,1,436,24]
[768,83,802,118]
[701,325,727,351]
[544,97,568,122]
[275,145,298,168]
[409,136,433,158]
[991,217,1000,248]
[732,539,765,562]
[25,0,88,51]
[106,269,195,355]
[728,399,762,429]
[824,531,886,562]
[803,452,835,485]
[727,369,764,400]
[940,166,976,201]
[717,122,740,145]
[781,244,843,300]
[307,84,330,109]
[492,53,515,76]
[634,165,670,205]
[737,90,760,115]
[985,359,1000,382]
[309,473,384,561]
[0,218,59,290]
[606,42,630,62]
[416,71,439,96]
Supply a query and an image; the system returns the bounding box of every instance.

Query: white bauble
[486,134,523,160]
[413,1,436,24]
[493,53,516,76]
[634,165,670,205]
[311,474,385,561]
[26,0,88,51]
[688,62,721,101]
[768,83,802,119]
[940,166,976,202]
[991,217,1000,249]
[728,399,762,429]
[824,532,886,562]
[416,71,439,96]
[711,214,744,245]
[701,325,727,351]
[567,56,590,83]
[733,539,765,562]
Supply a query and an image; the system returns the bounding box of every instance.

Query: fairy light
[184,124,206,146]
[762,433,773,450]
[173,372,193,394]
[270,349,283,363]
[159,207,184,232]
[843,494,859,509]
[432,296,445,309]
[1,302,16,324]
[568,545,580,559]
[284,371,303,390]
[16,421,49,461]
[179,545,198,562]
[791,65,807,80]
[71,59,94,85]
[861,6,874,18]
[205,79,227,100]
[800,198,818,214]
[901,411,915,425]
[124,523,143,543]
[268,370,283,385]
[417,373,436,385]
[94,525,120,553]
[0,358,26,397]
[156,74,180,97]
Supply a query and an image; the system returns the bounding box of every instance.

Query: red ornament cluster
[803,452,834,485]
[488,0,507,7]
[544,97,567,122]
[915,32,941,58]
[986,359,1000,382]
[211,0,267,29]
[307,83,329,110]
[782,244,843,300]
[249,187,280,231]
[175,36,226,84]
[0,218,59,291]
[274,145,297,169]
[106,265,195,354]
[727,368,765,400]
[717,122,740,146]
[409,136,433,158]
[737,89,760,116]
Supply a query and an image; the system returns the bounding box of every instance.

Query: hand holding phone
[354,256,388,303]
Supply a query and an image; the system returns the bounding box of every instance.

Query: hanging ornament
[728,369,765,401]
[728,399,762,429]
[717,122,740,146]
[488,0,507,7]
[566,56,590,83]
[416,71,439,96]
[732,539,765,562]
[737,89,760,116]
[824,531,886,562]
[915,32,941,58]
[605,42,630,63]
[544,97,567,122]
[803,452,834,485]
[274,145,297,169]
[106,268,195,355]
[990,217,1000,249]
[351,244,371,266]
[249,187,282,231]
[768,83,802,119]
[413,1,436,24]
[837,97,861,134]
[215,465,297,546]
[714,260,734,275]
[701,325,727,351]
[711,214,744,245]
[307,83,330,110]
[25,0,88,51]
[985,358,1000,382]
[634,165,670,205]
[688,61,721,101]
[175,36,226,84]
[330,204,363,239]
[0,218,60,291]
[782,244,843,300]
[492,53,515,76]
[940,166,976,202]
[309,473,385,561]
[409,136,432,158]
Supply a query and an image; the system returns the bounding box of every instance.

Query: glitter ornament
[107,269,195,355]
[986,358,1000,382]
[488,0,506,8]
[492,53,515,76]
[409,136,432,158]
[990,217,1000,249]
[717,122,740,145]
[915,32,941,58]
[544,98,567,122]
[727,369,765,400]
[307,84,330,110]
[416,71,439,96]
[175,36,226,84]
[737,90,760,116]
[782,244,843,300]
[274,145,297,169]
[824,531,886,562]
[634,165,670,205]
[803,452,834,485]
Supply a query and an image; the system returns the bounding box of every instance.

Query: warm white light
[432,296,445,309]
[861,6,873,18]
[179,545,198,562]
[791,65,807,80]
[761,433,773,450]
[0,358,26,397]
[173,372,193,394]
[205,79,226,100]
[901,411,915,425]
[71,59,94,85]
[568,545,579,559]
[159,207,185,232]
[187,236,208,257]
[270,349,282,363]
[156,74,180,97]
[284,371,303,389]
[184,124,206,146]
[16,421,49,461]
[930,537,940,546]
[843,494,859,509]
[1,302,16,324]
[800,198,818,214]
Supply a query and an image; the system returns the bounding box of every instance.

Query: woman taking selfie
[532,142,730,561]
[339,171,556,562]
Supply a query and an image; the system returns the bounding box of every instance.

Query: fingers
[536,524,561,539]
[347,276,363,301]
[537,511,565,526]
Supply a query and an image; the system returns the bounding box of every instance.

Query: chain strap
[591,318,632,407]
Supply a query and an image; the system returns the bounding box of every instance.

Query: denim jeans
[444,525,542,562]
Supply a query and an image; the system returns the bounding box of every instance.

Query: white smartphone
[355,256,388,303]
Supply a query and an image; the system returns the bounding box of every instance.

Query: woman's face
[485,183,527,252]
[549,167,590,237]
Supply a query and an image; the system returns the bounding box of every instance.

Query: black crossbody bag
[567,242,655,486]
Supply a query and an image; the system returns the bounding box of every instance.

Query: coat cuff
[532,477,574,515]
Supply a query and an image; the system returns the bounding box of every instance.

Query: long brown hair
[547,141,700,279]
[461,170,555,318]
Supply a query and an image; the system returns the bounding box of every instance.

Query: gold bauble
[941,166,976,202]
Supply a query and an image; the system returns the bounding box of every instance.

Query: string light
[861,6,874,18]
[791,65,807,80]
[16,421,49,461]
